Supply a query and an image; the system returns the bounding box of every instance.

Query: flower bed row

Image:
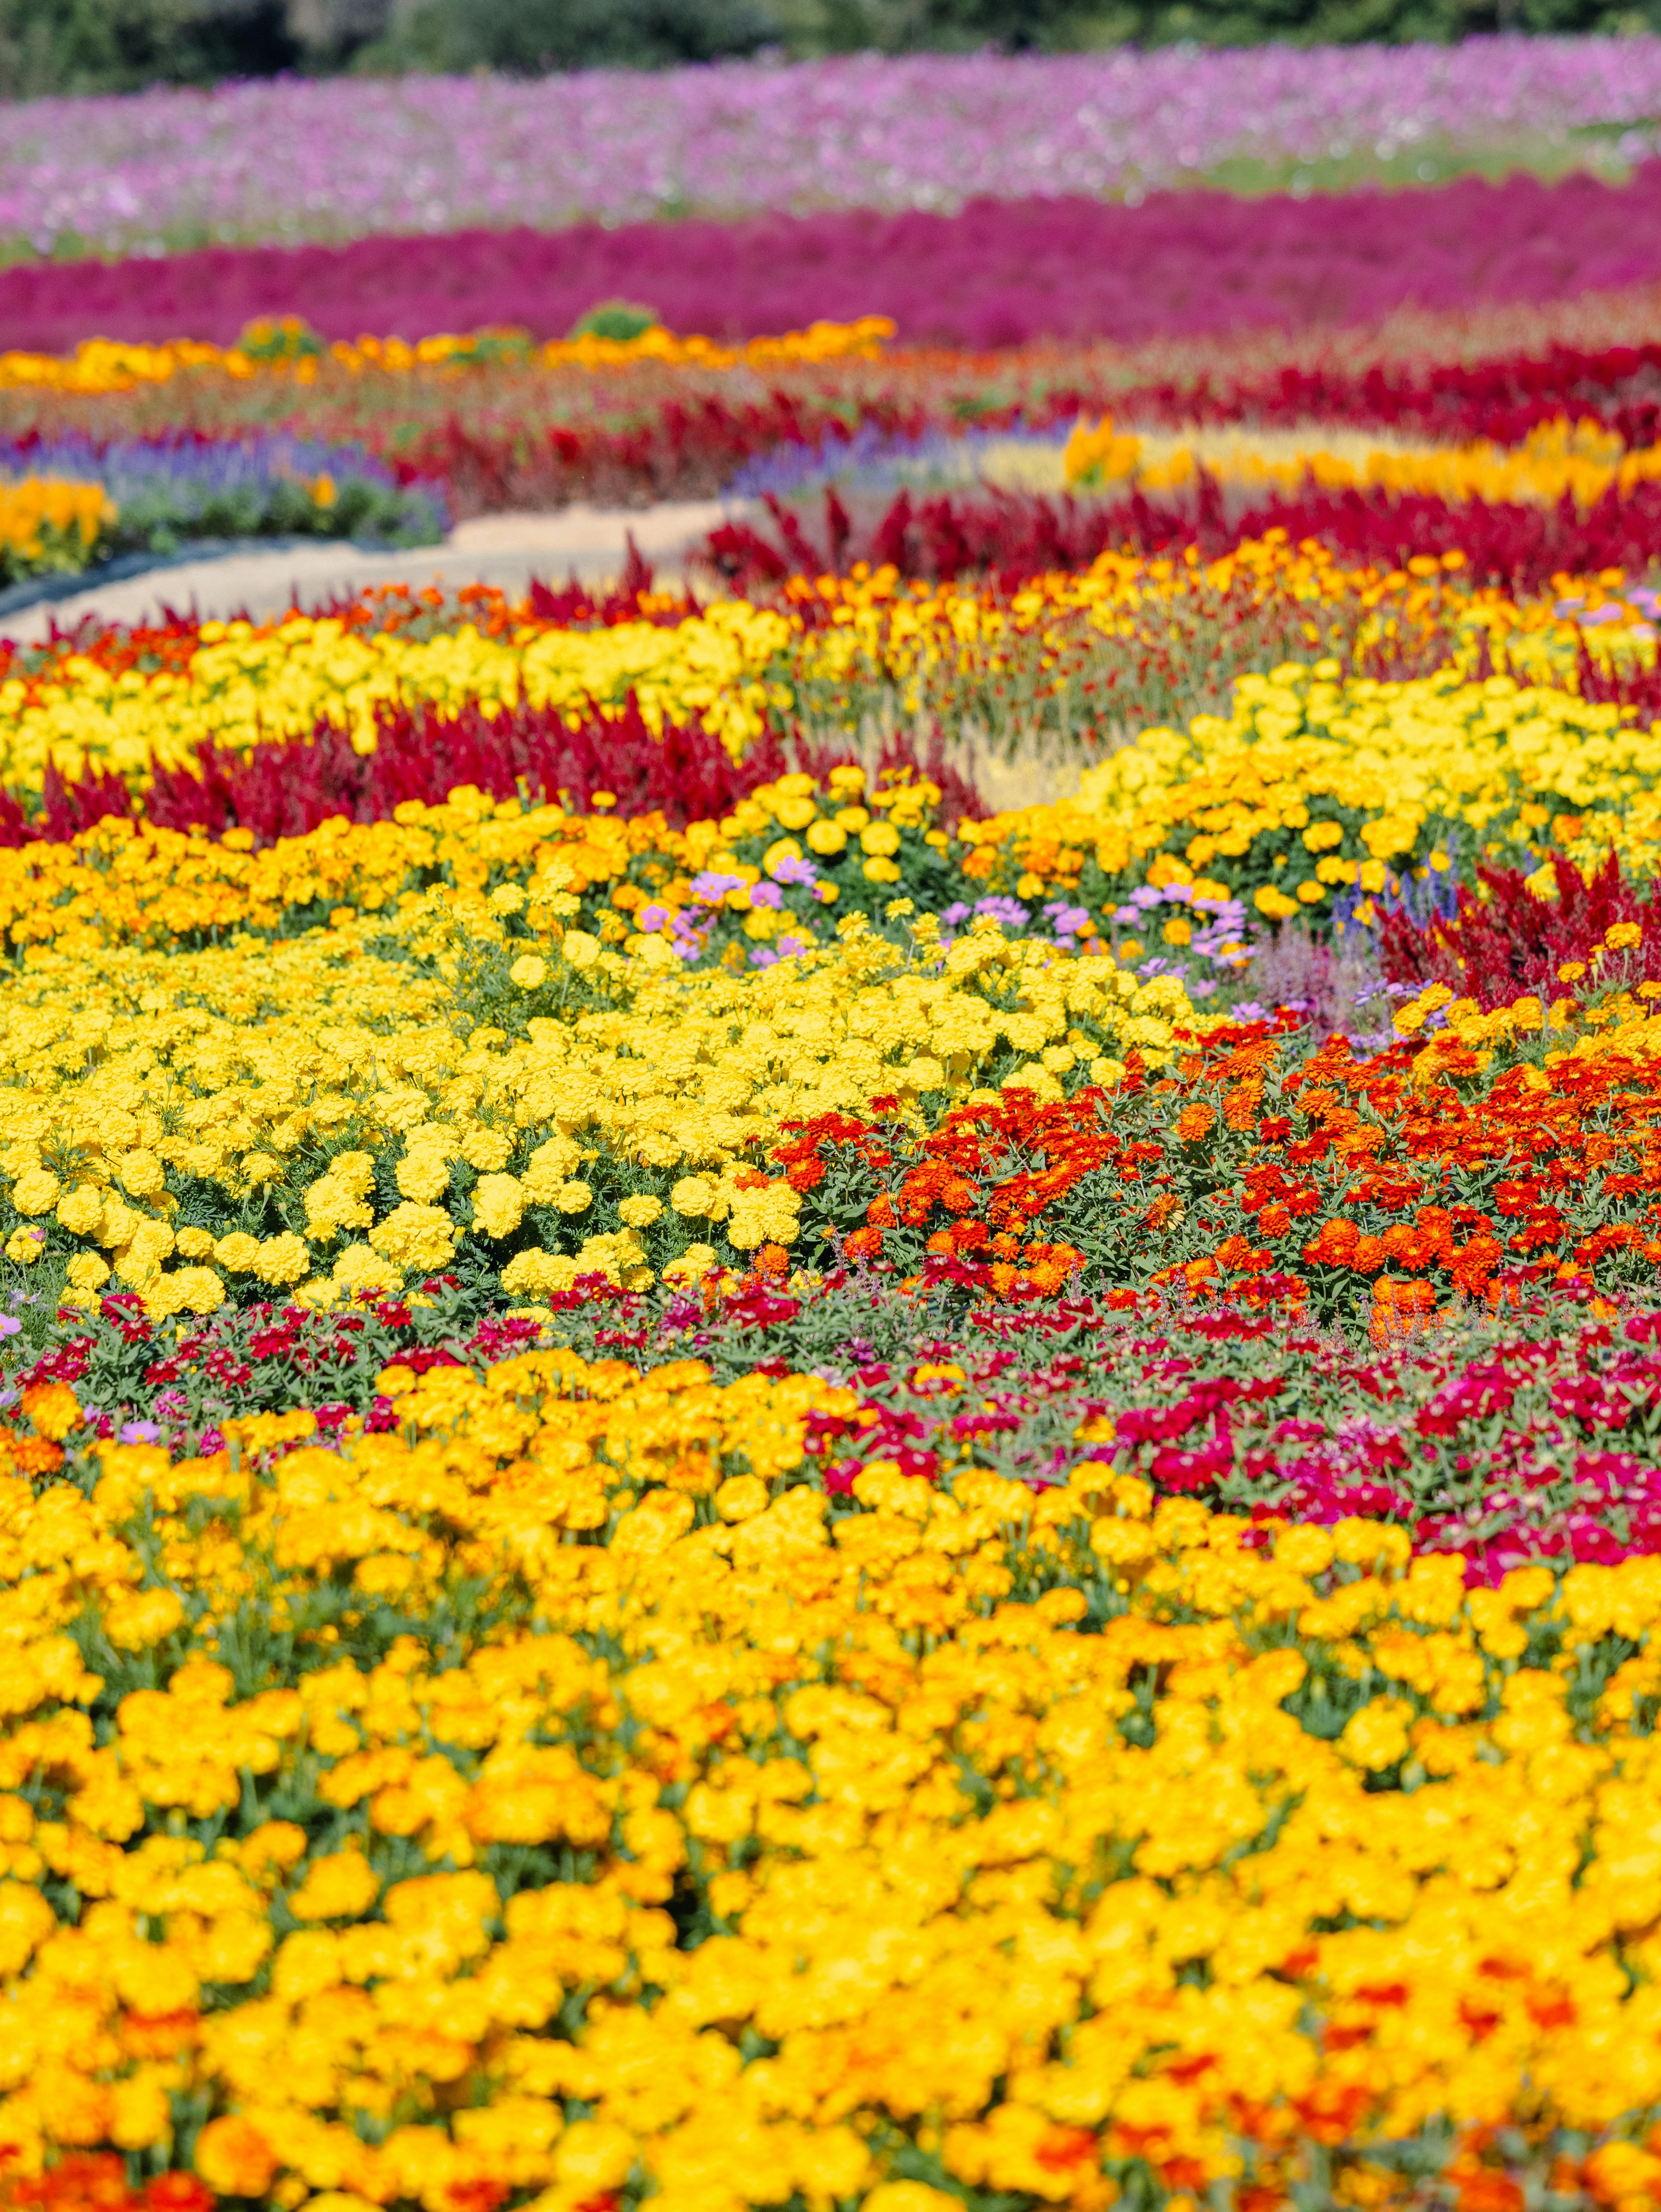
[0,439,445,585]
[0,594,798,796]
[15,170,1661,360]
[706,475,1661,594]
[12,299,1661,523]
[0,317,895,398]
[6,1342,1661,2206]
[9,42,1661,257]
[2,698,1661,1325]
[0,540,1584,806]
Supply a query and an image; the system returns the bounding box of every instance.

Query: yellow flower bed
[1066,408,1661,509]
[0,787,1193,1316]
[0,600,795,792]
[958,657,1661,918]
[4,1373,1661,2204]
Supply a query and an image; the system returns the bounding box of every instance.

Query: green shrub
[0,0,300,97]
[570,300,662,341]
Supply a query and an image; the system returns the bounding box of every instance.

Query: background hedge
[0,0,1652,104]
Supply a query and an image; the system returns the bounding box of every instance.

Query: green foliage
[0,0,1657,97]
[359,0,780,72]
[0,0,299,99]
[237,316,327,362]
[105,469,447,558]
[571,300,663,342]
[362,0,1661,65]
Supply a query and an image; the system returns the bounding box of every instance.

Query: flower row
[0,317,895,398]
[0,742,1659,1328]
[0,1333,1659,2203]
[0,597,795,796]
[11,293,1661,526]
[0,542,1581,808]
[1064,411,1661,513]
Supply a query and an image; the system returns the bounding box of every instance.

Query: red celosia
[1380,851,1661,1009]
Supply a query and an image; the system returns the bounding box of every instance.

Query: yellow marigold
[573,1228,650,1287]
[213,1231,263,1274]
[553,2123,637,2196]
[115,1149,165,1197]
[471,1173,525,1241]
[253,1231,310,1286]
[287,1848,380,1922]
[4,1224,45,1264]
[21,1379,80,1440]
[369,1201,457,1270]
[55,1184,105,1237]
[671,1173,723,1220]
[727,1184,802,1251]
[863,2188,963,2212]
[510,954,548,989]
[64,1252,109,1294]
[499,1248,571,1298]
[1254,884,1299,919]
[461,1124,514,1173]
[144,1265,226,1317]
[618,1194,664,1228]
[716,1475,769,1522]
[101,1586,186,1652]
[174,1226,217,1260]
[661,1242,719,1287]
[10,1165,59,1214]
[117,1217,176,1286]
[109,2074,170,2153]
[521,1135,582,1200]
[305,1151,377,1240]
[331,1242,404,1298]
[396,1156,453,1204]
[195,2115,278,2199]
[1339,1697,1415,1770]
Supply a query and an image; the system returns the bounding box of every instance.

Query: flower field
[14,38,1661,2212]
[7,38,1661,257]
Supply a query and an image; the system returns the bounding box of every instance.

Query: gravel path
[2,500,741,643]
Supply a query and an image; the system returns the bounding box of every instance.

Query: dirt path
[2,501,740,643]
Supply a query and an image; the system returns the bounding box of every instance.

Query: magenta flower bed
[9,165,1661,352]
[5,40,1661,257]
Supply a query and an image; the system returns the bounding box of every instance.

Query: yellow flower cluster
[0,317,894,397]
[0,474,113,566]
[1394,973,1661,1076]
[958,657,1661,915]
[1065,409,1661,510]
[0,599,794,793]
[4,1366,1661,2207]
[0,786,1193,1314]
[0,772,783,952]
